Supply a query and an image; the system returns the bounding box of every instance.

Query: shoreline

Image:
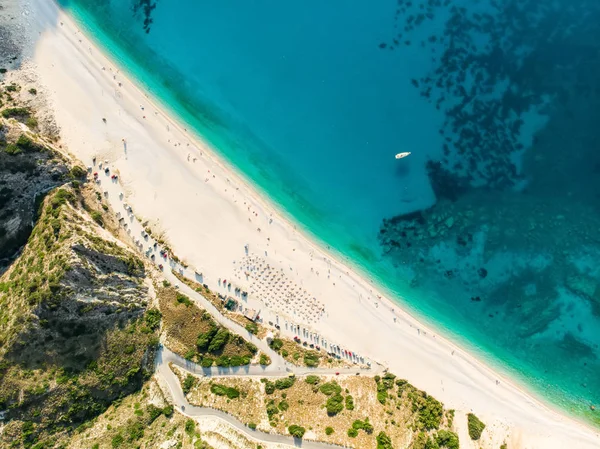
[19,0,600,447]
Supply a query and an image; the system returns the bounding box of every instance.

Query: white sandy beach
[13,0,600,447]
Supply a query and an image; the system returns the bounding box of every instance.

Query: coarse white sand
[14,0,600,447]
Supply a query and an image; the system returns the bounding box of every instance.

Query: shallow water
[58,0,600,424]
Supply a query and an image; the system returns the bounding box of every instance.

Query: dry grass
[183,374,441,448]
[172,272,270,339]
[180,367,265,427]
[159,287,214,357]
[65,380,212,449]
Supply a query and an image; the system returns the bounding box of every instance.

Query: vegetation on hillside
[0,185,159,448]
[62,380,216,449]
[159,288,257,367]
[184,371,458,449]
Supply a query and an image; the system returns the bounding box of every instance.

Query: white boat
[395,152,411,159]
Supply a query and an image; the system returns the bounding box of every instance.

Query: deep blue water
[57,0,600,424]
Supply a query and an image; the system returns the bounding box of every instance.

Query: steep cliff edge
[0,182,160,448]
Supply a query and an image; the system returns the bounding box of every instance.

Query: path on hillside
[159,345,381,378]
[159,263,384,377]
[156,349,346,449]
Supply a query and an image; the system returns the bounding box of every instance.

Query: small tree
[436,430,459,449]
[305,375,320,385]
[182,374,195,394]
[376,431,393,449]
[345,394,355,410]
[185,419,195,435]
[326,393,344,415]
[269,338,284,351]
[288,425,306,438]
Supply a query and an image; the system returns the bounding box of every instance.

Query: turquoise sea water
[57,0,600,424]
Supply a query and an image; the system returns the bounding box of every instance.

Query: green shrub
[16,134,39,152]
[351,418,373,434]
[176,292,193,307]
[2,107,30,118]
[325,426,334,435]
[111,433,124,448]
[185,419,195,435]
[197,325,218,351]
[51,189,74,208]
[162,405,174,417]
[28,88,37,95]
[200,357,214,368]
[182,374,195,394]
[5,83,18,92]
[26,117,38,129]
[146,405,163,423]
[4,144,20,155]
[305,375,320,385]
[144,309,161,330]
[269,338,283,351]
[376,431,393,449]
[259,353,270,365]
[288,424,306,438]
[248,422,257,430]
[266,401,279,420]
[467,413,485,440]
[345,394,355,410]
[70,165,87,179]
[125,421,144,442]
[245,322,259,334]
[303,352,320,367]
[207,328,230,352]
[352,420,364,430]
[410,391,443,431]
[210,383,240,399]
[274,376,295,390]
[264,381,275,394]
[348,428,358,437]
[326,393,344,416]
[90,211,104,226]
[319,381,341,396]
[435,430,459,449]
[382,372,396,389]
